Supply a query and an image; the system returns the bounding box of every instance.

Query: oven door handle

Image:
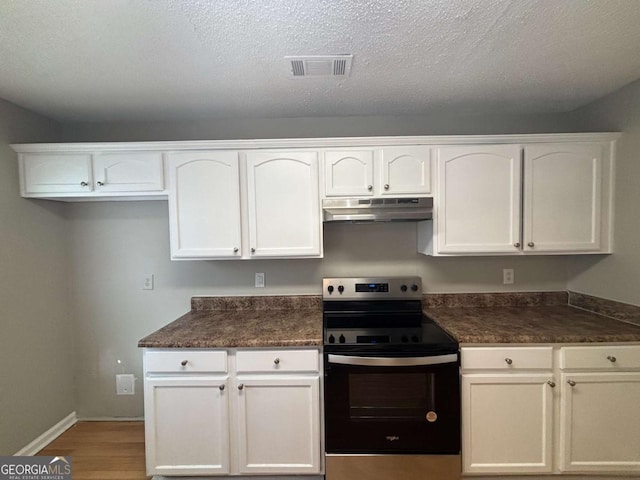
[327,353,458,367]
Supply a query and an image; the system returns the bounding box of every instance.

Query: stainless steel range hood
[323,197,433,222]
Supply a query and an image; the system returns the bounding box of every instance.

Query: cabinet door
[436,145,522,254]
[246,151,321,257]
[379,146,431,195]
[462,374,554,474]
[21,153,92,195]
[167,151,242,259]
[236,376,321,474]
[560,372,640,473]
[523,144,603,252]
[324,150,374,196]
[144,376,230,476]
[93,152,164,192]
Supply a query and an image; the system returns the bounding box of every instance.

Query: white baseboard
[14,411,77,456]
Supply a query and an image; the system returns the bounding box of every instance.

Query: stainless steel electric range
[322,277,461,480]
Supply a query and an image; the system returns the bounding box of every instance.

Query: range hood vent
[323,197,433,223]
[286,55,353,77]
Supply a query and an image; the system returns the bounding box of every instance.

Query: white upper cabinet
[167,151,242,259]
[422,139,614,256]
[246,151,321,257]
[324,150,374,196]
[323,146,431,197]
[20,151,165,199]
[21,153,93,195]
[523,144,603,252]
[93,152,164,193]
[379,146,432,195]
[435,145,522,254]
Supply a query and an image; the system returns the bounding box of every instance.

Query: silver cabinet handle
[97,181,105,186]
[505,358,513,365]
[384,184,390,190]
[367,185,373,191]
[80,181,89,187]
[238,384,244,390]
[219,384,225,391]
[607,355,617,363]
[514,242,521,248]
[528,242,535,248]
[274,358,280,365]
[567,379,576,387]
[547,380,556,388]
[180,360,188,366]
[251,248,256,253]
[233,247,239,253]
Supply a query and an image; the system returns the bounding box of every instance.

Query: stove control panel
[323,277,422,301]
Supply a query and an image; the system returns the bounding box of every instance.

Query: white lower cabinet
[143,348,322,477]
[462,345,640,477]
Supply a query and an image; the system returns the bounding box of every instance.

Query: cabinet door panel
[168,151,242,259]
[436,145,522,253]
[236,376,321,474]
[93,152,164,192]
[246,151,320,257]
[324,150,374,196]
[560,372,640,472]
[524,144,602,252]
[144,376,230,475]
[379,146,431,195]
[462,374,554,474]
[21,153,92,194]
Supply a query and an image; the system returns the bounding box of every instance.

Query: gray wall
[567,79,640,306]
[0,99,72,454]
[61,112,578,418]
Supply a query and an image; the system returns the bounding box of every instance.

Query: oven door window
[349,372,436,420]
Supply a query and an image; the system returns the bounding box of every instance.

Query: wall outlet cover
[116,374,135,395]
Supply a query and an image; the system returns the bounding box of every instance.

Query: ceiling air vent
[285,55,353,78]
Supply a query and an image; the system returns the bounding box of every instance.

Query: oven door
[324,352,460,454]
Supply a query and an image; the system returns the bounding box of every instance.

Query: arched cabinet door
[436,145,522,254]
[167,151,242,259]
[379,146,432,195]
[246,151,321,258]
[324,150,374,197]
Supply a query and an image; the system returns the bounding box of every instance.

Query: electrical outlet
[255,272,265,288]
[142,274,154,290]
[503,268,514,285]
[116,374,135,395]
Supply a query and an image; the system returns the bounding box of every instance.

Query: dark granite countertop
[138,296,322,348]
[138,292,640,349]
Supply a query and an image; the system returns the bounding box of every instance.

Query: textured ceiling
[1,0,640,121]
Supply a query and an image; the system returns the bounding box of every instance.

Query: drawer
[144,350,227,373]
[462,347,553,371]
[236,349,319,373]
[561,345,640,370]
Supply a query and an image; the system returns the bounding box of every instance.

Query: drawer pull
[607,355,617,363]
[180,360,188,366]
[505,357,513,365]
[547,380,556,388]
[274,358,280,365]
[219,384,225,391]
[567,379,576,387]
[238,383,244,390]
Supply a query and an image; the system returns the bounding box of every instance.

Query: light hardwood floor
[37,421,149,480]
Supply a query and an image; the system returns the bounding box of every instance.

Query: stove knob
[400,285,407,292]
[401,335,408,343]
[328,334,335,344]
[338,285,344,294]
[411,335,419,343]
[411,284,419,292]
[327,285,334,294]
[339,334,346,344]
